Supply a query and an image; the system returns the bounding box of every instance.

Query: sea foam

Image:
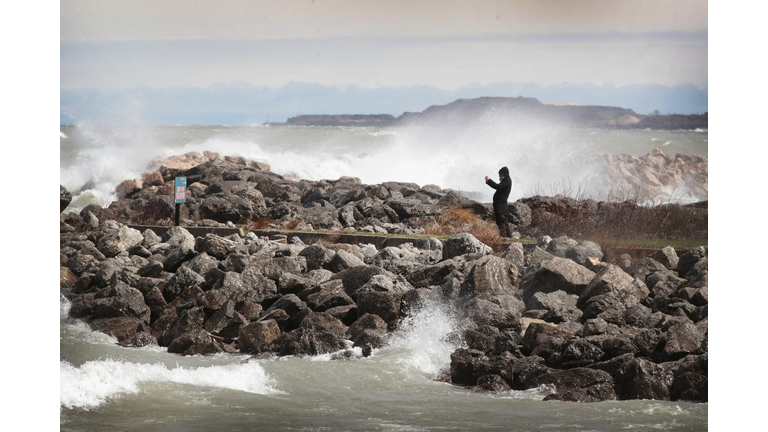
[60,359,279,410]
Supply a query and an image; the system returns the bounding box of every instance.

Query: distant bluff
[278,97,707,130]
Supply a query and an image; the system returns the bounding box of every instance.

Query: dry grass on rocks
[423,207,506,252]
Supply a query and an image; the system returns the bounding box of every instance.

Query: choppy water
[60,123,707,214]
[60,296,707,431]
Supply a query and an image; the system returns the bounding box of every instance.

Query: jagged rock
[298,311,348,339]
[546,236,578,258]
[578,264,649,310]
[330,249,366,272]
[522,257,596,304]
[460,255,520,299]
[442,233,492,260]
[528,291,582,324]
[304,279,354,312]
[60,186,72,212]
[406,260,457,289]
[450,348,492,386]
[89,317,147,345]
[93,222,144,258]
[565,241,604,267]
[90,282,151,324]
[617,357,673,400]
[239,319,281,354]
[276,327,347,356]
[165,266,205,303]
[462,296,524,329]
[262,256,308,281]
[653,246,679,271]
[677,246,707,277]
[533,368,617,403]
[299,244,336,271]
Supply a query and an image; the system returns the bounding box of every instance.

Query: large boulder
[460,255,520,299]
[238,319,281,354]
[60,185,72,212]
[522,257,596,305]
[93,221,144,258]
[531,368,617,403]
[565,241,604,267]
[578,264,649,310]
[442,233,492,260]
[527,291,582,323]
[91,282,151,324]
[617,357,673,400]
[355,274,413,330]
[276,327,347,356]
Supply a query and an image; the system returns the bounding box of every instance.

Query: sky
[59,0,709,123]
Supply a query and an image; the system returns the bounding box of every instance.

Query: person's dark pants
[493,204,511,237]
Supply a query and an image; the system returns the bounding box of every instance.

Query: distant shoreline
[266,97,707,130]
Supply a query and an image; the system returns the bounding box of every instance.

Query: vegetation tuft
[424,207,506,252]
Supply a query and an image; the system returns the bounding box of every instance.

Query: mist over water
[60,114,707,213]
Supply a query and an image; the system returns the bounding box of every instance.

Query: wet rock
[617,357,673,400]
[89,317,148,345]
[276,327,347,356]
[239,319,281,354]
[533,368,617,403]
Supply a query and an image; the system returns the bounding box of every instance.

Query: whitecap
[60,359,280,410]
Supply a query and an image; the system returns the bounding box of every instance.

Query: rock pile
[64,151,481,235]
[60,213,707,403]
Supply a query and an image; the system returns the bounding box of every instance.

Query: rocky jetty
[63,147,706,235]
[59,153,708,404]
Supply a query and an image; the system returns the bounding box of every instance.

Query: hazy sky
[60,0,708,91]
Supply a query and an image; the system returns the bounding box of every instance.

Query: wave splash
[375,300,462,378]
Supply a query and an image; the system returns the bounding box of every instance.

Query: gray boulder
[94,222,144,258]
[443,233,492,260]
[460,255,520,299]
[546,236,578,258]
[653,246,679,271]
[522,257,596,304]
[565,241,604,267]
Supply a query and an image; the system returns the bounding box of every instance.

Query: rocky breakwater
[63,150,480,235]
[60,212,707,403]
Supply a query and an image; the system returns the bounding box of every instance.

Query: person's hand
[484,176,490,181]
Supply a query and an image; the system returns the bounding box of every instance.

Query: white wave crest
[60,359,279,410]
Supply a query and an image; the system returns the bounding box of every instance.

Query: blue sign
[175,176,187,203]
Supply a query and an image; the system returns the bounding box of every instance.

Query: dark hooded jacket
[486,167,512,212]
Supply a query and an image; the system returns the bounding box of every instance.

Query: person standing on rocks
[485,166,512,237]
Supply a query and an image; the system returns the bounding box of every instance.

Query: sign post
[174,176,187,226]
